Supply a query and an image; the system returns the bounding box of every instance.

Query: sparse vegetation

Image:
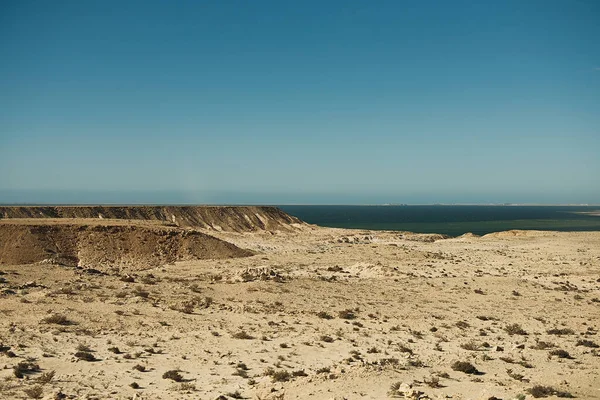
[316,311,334,319]
[320,335,334,343]
[547,328,575,335]
[505,323,528,335]
[232,331,254,340]
[271,369,291,382]
[75,351,97,361]
[460,340,480,351]
[451,361,480,374]
[162,370,184,382]
[14,361,40,378]
[76,343,93,352]
[528,385,574,398]
[576,339,599,348]
[338,309,357,319]
[532,341,555,350]
[41,314,72,325]
[36,370,55,384]
[549,349,573,359]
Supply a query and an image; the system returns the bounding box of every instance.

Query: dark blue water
[278,205,600,236]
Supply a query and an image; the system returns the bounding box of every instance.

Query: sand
[0,216,599,399]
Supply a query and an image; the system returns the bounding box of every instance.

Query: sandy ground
[1,225,599,400]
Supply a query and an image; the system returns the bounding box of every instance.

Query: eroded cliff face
[0,222,253,270]
[0,206,305,232]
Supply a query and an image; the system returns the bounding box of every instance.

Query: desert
[0,206,598,400]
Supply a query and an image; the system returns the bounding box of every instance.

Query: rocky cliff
[0,206,305,232]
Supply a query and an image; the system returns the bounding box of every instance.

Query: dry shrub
[338,309,356,319]
[74,351,97,361]
[547,328,575,335]
[528,385,574,398]
[232,331,254,340]
[505,323,528,335]
[162,370,183,382]
[451,361,480,374]
[13,361,40,378]
[317,311,334,319]
[41,314,72,325]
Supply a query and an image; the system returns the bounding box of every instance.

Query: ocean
[278,205,600,236]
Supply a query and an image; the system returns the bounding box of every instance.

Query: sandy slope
[0,225,599,400]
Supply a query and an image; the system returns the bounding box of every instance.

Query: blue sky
[1,0,599,204]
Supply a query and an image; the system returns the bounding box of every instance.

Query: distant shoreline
[571,211,600,217]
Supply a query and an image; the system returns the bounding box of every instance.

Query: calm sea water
[278,205,600,236]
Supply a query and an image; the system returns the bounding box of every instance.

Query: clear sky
[1,0,599,204]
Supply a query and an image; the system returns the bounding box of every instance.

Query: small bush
[532,341,555,350]
[14,361,40,378]
[271,369,291,382]
[549,349,573,359]
[320,335,334,343]
[460,340,480,351]
[42,314,72,325]
[451,361,480,374]
[576,339,599,348]
[232,331,254,340]
[76,344,93,352]
[528,385,574,398]
[316,311,334,319]
[120,275,135,283]
[75,351,97,362]
[547,328,575,335]
[505,323,528,335]
[162,370,183,382]
[338,309,356,319]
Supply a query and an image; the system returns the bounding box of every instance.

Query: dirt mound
[0,206,305,232]
[0,222,253,270]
